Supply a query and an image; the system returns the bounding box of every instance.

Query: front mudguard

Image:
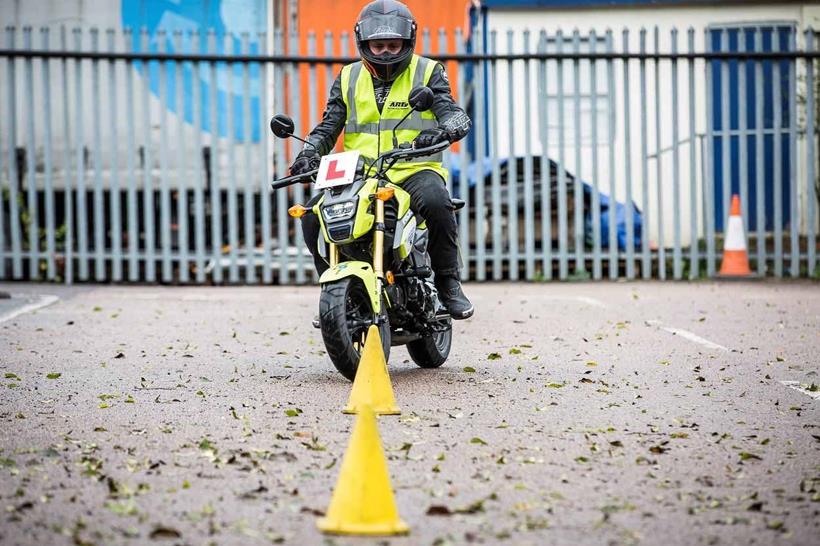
[319,261,381,314]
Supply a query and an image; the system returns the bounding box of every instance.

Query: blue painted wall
[121,0,267,142]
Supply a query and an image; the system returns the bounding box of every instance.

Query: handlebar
[270,169,318,190]
[384,139,450,160]
[270,140,451,189]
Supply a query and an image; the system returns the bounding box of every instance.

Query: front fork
[371,186,394,323]
[309,185,394,323]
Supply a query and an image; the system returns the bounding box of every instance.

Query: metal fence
[0,25,818,284]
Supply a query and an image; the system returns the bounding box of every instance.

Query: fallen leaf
[149,526,181,540]
[426,505,452,516]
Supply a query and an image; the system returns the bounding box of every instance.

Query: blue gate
[709,23,795,233]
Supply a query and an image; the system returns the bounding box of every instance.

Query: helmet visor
[357,14,414,41]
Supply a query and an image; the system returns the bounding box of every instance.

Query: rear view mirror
[408,86,434,112]
[269,114,295,138]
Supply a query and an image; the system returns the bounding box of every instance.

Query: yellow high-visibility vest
[340,54,448,184]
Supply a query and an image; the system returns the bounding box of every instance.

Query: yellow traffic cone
[317,404,410,535]
[343,325,400,415]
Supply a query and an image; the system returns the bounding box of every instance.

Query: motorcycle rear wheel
[319,277,391,382]
[407,323,452,369]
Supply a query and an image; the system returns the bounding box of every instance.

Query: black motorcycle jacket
[298,62,471,158]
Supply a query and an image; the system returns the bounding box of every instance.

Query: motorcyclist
[293,0,474,320]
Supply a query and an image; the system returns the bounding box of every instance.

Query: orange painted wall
[285,0,472,149]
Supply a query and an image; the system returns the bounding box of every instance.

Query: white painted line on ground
[0,294,60,324]
[115,291,308,303]
[780,381,820,400]
[573,296,608,309]
[528,295,609,309]
[645,319,729,352]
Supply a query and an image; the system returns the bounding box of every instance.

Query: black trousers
[301,169,460,278]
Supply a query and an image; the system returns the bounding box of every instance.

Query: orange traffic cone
[719,195,753,277]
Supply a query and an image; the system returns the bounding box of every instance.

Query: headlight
[322,200,357,221]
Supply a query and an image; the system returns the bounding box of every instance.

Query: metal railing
[0,25,818,284]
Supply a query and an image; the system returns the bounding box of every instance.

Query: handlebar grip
[270,169,319,190]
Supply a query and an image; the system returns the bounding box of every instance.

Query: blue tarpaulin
[584,184,643,251]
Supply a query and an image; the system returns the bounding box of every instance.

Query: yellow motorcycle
[270,87,463,381]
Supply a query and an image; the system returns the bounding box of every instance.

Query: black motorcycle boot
[435,275,474,320]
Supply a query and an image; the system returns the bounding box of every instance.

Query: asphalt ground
[0,281,818,546]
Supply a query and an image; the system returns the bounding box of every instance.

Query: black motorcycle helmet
[355,0,417,82]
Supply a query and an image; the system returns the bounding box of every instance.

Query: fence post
[124,28,139,282]
[207,29,222,283]
[225,33,241,283]
[522,29,535,280]
[754,28,765,275]
[622,28,635,279]
[473,26,488,281]
[704,28,716,277]
[687,27,699,279]
[108,29,123,282]
[505,29,519,281]
[91,28,108,281]
[590,29,602,280]
[174,30,190,283]
[260,30,273,284]
[538,30,553,281]
[773,31,784,277]
[671,27,682,280]
[788,30,798,277]
[192,29,207,283]
[639,27,650,278]
[242,32,255,284]
[807,29,817,276]
[23,27,40,280]
[6,26,24,279]
[61,26,74,285]
[288,28,306,285]
[572,29,584,275]
[605,29,616,279]
[738,29,749,250]
[654,26,665,280]
[489,30,503,280]
[274,29,289,284]
[456,27,470,281]
[557,29,569,280]
[42,28,57,280]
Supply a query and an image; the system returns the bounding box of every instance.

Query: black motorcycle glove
[289,149,320,176]
[413,128,450,149]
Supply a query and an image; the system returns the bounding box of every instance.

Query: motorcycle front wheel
[319,277,391,381]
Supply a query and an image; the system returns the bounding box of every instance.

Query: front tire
[407,322,452,369]
[319,277,391,381]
